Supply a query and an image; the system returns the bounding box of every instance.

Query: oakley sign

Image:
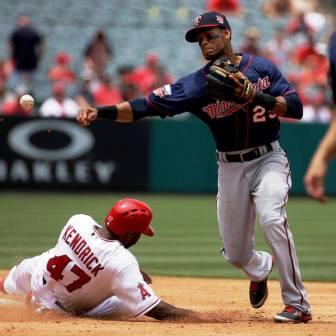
[0,117,148,189]
[7,120,94,161]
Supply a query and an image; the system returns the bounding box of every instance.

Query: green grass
[0,192,335,281]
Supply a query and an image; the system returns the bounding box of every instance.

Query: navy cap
[185,12,231,43]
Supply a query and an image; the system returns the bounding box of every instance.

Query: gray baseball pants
[216,140,310,312]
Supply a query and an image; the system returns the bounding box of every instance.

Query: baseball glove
[205,56,256,103]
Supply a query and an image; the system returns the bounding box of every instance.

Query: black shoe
[273,306,312,323]
[249,278,268,308]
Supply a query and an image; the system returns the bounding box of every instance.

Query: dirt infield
[1,270,335,336]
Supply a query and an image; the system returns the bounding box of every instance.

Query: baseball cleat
[249,278,268,308]
[249,256,274,309]
[273,305,312,323]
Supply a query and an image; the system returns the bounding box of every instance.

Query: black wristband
[253,91,277,110]
[96,105,118,120]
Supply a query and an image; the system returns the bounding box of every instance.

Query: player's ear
[222,28,232,41]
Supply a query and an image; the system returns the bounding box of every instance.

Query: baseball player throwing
[0,198,201,321]
[77,12,311,323]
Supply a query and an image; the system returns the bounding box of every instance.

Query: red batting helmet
[105,198,154,236]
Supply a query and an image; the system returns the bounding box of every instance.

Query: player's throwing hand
[77,104,98,126]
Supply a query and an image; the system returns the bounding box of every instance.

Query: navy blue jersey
[329,31,336,104]
[130,53,301,151]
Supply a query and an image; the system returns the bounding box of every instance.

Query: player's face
[197,27,231,60]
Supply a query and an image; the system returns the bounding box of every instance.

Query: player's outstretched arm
[140,268,152,284]
[145,300,209,322]
[304,118,336,202]
[145,301,226,322]
[77,101,134,126]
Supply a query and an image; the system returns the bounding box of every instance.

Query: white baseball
[19,94,35,110]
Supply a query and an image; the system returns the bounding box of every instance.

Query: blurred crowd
[0,0,334,123]
[0,14,174,118]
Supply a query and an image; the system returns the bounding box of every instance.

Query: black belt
[219,143,273,162]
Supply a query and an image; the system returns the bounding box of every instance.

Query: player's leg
[3,257,38,295]
[2,248,54,297]
[217,161,272,282]
[252,146,311,320]
[84,296,132,318]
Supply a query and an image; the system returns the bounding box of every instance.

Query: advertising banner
[0,117,149,190]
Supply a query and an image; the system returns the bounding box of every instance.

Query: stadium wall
[0,117,335,195]
[149,118,336,195]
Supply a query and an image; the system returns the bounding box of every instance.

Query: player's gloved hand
[205,56,256,103]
